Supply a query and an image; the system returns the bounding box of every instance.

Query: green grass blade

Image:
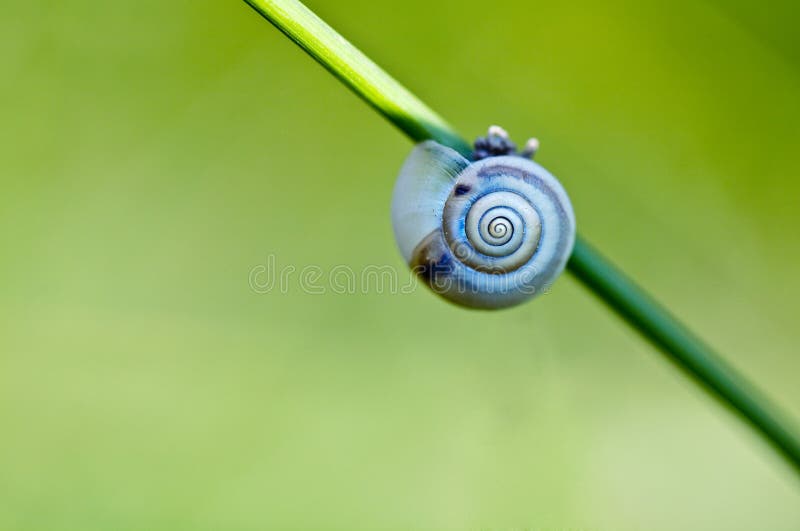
[569,236,800,475]
[242,0,472,157]
[243,0,800,476]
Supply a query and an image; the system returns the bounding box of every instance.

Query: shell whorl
[443,173,543,274]
[391,139,575,309]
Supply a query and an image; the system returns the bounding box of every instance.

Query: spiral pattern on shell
[391,140,576,309]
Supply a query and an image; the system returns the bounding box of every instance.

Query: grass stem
[243,0,800,477]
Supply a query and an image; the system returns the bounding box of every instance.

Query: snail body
[391,127,575,309]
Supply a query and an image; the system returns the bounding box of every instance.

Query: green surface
[2,0,800,529]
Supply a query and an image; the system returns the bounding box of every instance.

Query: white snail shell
[391,139,576,309]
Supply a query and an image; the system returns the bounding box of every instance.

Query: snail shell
[391,138,575,309]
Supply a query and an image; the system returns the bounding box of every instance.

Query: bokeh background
[2,0,800,529]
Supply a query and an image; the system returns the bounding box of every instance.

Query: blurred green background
[2,0,800,529]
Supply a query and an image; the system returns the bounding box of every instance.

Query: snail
[391,126,576,309]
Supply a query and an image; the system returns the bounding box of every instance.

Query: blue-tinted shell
[391,140,575,309]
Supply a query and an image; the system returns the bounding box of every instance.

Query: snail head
[471,125,539,161]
